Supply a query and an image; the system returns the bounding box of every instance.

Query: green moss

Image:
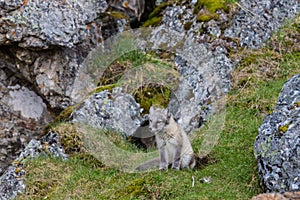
[194,0,229,22]
[93,84,117,94]
[184,21,193,30]
[194,0,228,13]
[149,2,172,19]
[142,16,162,27]
[294,102,300,107]
[115,178,151,199]
[42,105,77,136]
[197,12,218,22]
[108,11,128,19]
[134,85,171,114]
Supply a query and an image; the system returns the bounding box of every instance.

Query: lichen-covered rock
[72,87,142,136]
[0,0,108,48]
[0,68,52,174]
[0,0,110,111]
[254,74,300,192]
[0,131,67,200]
[224,0,300,48]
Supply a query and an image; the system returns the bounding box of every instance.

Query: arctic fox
[148,106,196,170]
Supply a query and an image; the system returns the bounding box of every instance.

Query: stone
[224,0,300,48]
[254,74,300,192]
[0,131,67,200]
[72,87,142,137]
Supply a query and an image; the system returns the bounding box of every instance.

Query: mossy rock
[142,1,172,27]
[42,105,75,135]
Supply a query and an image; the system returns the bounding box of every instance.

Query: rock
[0,68,52,174]
[0,0,129,175]
[224,0,300,48]
[0,131,67,200]
[251,191,300,200]
[131,116,156,149]
[72,87,142,137]
[254,74,300,192]
[0,0,108,48]
[0,0,110,111]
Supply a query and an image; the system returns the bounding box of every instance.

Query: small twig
[235,2,257,17]
[192,176,195,187]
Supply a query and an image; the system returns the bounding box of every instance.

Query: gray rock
[0,0,131,180]
[72,87,142,137]
[224,0,300,48]
[254,74,300,192]
[0,68,52,174]
[0,131,67,200]
[0,0,108,48]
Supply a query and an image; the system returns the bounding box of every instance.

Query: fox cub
[149,106,196,170]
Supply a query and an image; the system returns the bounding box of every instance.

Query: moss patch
[142,2,172,27]
[149,2,172,19]
[194,0,229,22]
[194,0,229,13]
[134,84,171,114]
[115,178,152,199]
[142,16,162,27]
[184,21,193,30]
[197,9,219,22]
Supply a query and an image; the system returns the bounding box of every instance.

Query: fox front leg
[159,146,168,170]
[171,146,181,170]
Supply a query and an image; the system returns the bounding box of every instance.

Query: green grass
[17,15,300,200]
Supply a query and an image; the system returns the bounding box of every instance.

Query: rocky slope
[0,0,299,199]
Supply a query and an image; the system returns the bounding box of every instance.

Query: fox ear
[149,106,154,113]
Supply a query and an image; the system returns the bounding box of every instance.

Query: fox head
[149,106,171,133]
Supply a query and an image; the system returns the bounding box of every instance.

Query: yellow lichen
[278,123,290,134]
[294,102,300,107]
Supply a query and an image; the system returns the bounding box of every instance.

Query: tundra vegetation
[17,9,300,200]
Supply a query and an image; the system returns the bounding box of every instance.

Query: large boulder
[254,74,300,192]
[72,88,142,137]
